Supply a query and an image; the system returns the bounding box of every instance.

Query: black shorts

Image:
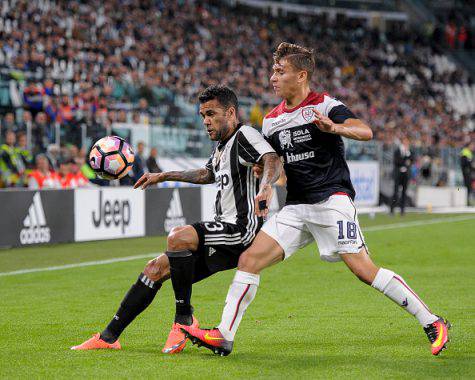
[191,221,250,283]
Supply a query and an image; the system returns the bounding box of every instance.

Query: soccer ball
[88,136,135,180]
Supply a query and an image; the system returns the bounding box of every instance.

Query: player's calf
[72,256,170,350]
[144,254,170,282]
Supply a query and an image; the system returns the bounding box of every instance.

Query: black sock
[100,273,161,343]
[166,250,194,326]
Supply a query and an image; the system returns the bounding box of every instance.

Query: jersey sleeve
[237,126,275,164]
[322,95,356,123]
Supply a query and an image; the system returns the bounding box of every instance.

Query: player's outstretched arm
[312,109,373,141]
[133,168,215,190]
[254,152,282,217]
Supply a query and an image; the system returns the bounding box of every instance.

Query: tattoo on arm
[163,168,215,184]
[259,153,282,190]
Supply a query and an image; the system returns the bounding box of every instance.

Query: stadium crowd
[0,0,473,189]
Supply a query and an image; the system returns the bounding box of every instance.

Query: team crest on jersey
[302,107,314,122]
[278,129,293,150]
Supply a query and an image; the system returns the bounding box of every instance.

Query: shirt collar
[217,123,242,150]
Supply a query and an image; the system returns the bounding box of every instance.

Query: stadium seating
[0,0,472,189]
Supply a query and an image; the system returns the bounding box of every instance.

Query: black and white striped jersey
[205,124,275,245]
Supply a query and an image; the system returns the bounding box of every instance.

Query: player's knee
[143,255,170,282]
[237,251,262,274]
[167,226,191,251]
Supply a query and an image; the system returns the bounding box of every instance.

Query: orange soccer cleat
[162,316,199,354]
[181,325,233,356]
[424,317,451,355]
[70,333,121,351]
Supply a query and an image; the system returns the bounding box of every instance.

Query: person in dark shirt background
[391,136,413,215]
[146,147,162,173]
[460,142,473,206]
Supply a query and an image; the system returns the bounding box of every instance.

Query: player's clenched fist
[133,172,166,190]
[254,184,273,218]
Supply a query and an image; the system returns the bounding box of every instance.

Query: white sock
[372,268,438,327]
[217,270,260,341]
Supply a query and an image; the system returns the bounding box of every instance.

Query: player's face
[199,99,234,141]
[270,59,306,99]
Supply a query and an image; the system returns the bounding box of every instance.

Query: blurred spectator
[1,113,16,137]
[23,82,44,118]
[33,112,51,153]
[137,98,151,125]
[17,111,33,134]
[0,130,24,187]
[390,137,413,215]
[28,154,59,190]
[71,157,93,187]
[249,102,264,128]
[146,147,162,173]
[460,142,474,206]
[132,141,146,182]
[57,159,73,189]
[46,144,61,171]
[16,132,33,171]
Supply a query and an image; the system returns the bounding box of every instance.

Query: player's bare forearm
[254,153,282,217]
[312,109,373,141]
[134,168,214,189]
[163,168,215,184]
[332,119,373,141]
[259,153,282,191]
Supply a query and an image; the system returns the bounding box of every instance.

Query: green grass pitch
[1,213,474,379]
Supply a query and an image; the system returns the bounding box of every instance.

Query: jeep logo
[216,172,230,190]
[92,191,130,234]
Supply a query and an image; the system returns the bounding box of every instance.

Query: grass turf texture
[0,213,474,379]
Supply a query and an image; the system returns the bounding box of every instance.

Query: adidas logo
[164,189,186,232]
[209,247,216,256]
[20,192,51,244]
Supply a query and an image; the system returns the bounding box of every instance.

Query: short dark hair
[273,42,315,79]
[198,85,239,113]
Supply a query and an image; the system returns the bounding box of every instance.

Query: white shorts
[261,194,366,262]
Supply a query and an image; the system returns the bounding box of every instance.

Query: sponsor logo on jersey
[20,192,51,244]
[285,151,315,163]
[279,129,293,150]
[302,107,314,122]
[272,117,287,127]
[292,128,312,144]
[216,171,231,190]
[164,189,186,232]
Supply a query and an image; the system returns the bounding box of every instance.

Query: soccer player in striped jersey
[71,85,282,353]
[182,43,450,357]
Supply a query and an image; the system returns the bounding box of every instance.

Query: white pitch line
[0,215,474,278]
[0,253,159,277]
[363,215,475,232]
